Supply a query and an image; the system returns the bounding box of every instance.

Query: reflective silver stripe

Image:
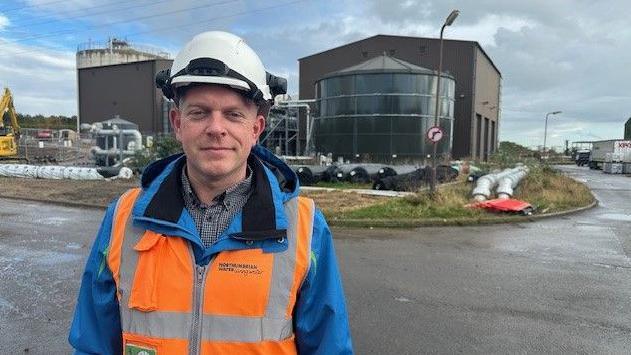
[201,315,293,341]
[117,309,293,341]
[265,197,299,319]
[126,309,192,338]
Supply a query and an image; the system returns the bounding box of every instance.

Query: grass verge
[326,165,594,226]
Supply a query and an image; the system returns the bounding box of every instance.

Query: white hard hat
[156,31,286,103]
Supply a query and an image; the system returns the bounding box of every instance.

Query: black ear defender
[266,72,287,98]
[155,69,174,100]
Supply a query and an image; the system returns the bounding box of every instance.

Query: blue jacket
[68,145,353,354]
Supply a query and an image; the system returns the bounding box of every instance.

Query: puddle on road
[597,213,631,222]
[39,217,71,226]
[1,248,81,267]
[35,251,81,265]
[575,224,607,231]
[65,243,82,250]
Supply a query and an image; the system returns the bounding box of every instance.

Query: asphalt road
[1,165,630,354]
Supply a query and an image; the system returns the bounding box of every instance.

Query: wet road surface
[0,165,629,354]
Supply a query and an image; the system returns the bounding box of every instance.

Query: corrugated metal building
[78,59,173,134]
[299,34,501,160]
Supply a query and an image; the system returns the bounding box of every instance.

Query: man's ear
[253,114,266,141]
[169,107,183,142]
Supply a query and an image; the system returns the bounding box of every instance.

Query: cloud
[1,0,629,148]
[0,38,76,116]
[0,14,9,30]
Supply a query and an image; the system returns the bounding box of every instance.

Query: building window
[389,49,396,56]
[476,114,482,159]
[491,120,496,153]
[484,117,490,161]
[362,51,368,58]
[419,45,427,54]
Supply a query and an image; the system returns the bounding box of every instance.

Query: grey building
[78,59,172,134]
[299,34,501,160]
[77,39,172,134]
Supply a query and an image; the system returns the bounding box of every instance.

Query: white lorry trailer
[589,140,631,173]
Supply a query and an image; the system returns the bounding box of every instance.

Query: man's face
[170,84,265,183]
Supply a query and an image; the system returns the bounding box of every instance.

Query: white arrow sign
[426,126,444,143]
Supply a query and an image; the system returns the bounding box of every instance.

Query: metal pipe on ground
[472,166,529,201]
[496,166,529,199]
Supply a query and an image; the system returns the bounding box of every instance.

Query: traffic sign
[426,126,444,143]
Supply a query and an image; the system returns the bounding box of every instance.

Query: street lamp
[430,9,459,194]
[543,110,562,155]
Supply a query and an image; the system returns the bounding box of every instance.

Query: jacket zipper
[189,264,208,355]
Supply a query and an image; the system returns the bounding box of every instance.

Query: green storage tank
[313,54,455,163]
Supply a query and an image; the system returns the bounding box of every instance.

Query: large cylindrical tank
[313,54,455,163]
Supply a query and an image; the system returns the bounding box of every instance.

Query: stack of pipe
[472,165,529,201]
[0,164,133,180]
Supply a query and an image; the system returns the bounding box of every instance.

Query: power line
[5,0,239,44]
[124,1,305,39]
[0,0,305,58]
[10,0,166,28]
[0,0,69,13]
[11,0,152,28]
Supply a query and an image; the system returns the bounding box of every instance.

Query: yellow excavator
[0,87,20,158]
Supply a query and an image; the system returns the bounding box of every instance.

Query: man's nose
[203,111,227,136]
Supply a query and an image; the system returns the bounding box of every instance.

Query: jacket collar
[135,150,289,241]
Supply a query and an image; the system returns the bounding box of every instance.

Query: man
[69,31,353,354]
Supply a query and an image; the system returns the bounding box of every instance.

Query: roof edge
[298,34,501,77]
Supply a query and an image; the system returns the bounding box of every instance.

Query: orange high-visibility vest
[107,188,314,355]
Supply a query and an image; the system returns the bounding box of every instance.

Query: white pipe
[472,173,499,201]
[91,147,138,156]
[472,166,527,201]
[96,129,142,150]
[497,166,529,199]
[0,164,133,180]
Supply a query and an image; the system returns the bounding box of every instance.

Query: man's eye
[188,110,205,120]
[226,111,243,119]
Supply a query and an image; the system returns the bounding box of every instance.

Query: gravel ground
[0,176,386,211]
[0,177,138,208]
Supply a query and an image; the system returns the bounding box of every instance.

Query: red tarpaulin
[468,198,534,215]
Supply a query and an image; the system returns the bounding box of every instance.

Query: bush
[154,134,183,158]
[129,135,182,172]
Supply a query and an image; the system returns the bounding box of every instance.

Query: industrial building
[77,38,173,134]
[625,117,631,140]
[76,38,301,155]
[299,34,502,160]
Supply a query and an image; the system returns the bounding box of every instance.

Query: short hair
[175,83,270,119]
